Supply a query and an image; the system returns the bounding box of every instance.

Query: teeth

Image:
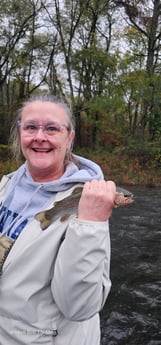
[33,149,51,152]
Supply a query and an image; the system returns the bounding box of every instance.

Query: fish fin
[72,186,83,195]
[35,212,51,230]
[35,211,46,222]
[60,214,71,222]
[40,220,51,230]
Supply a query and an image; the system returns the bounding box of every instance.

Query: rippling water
[101,187,161,345]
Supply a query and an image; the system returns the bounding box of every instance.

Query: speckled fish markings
[35,186,134,230]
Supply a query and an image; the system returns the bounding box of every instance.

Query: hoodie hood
[0,154,104,241]
[23,154,104,192]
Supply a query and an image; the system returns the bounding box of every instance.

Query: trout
[0,186,134,274]
[35,186,134,230]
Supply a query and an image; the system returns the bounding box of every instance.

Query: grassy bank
[76,145,161,187]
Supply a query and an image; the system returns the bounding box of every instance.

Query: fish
[0,235,14,277]
[35,186,134,230]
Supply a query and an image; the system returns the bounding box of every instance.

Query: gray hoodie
[0,154,103,242]
[0,154,111,345]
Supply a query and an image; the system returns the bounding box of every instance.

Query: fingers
[83,180,116,191]
[78,180,116,222]
[82,180,116,204]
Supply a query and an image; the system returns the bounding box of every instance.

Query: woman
[0,94,116,345]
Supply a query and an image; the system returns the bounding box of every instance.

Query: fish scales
[35,186,134,230]
[45,187,82,220]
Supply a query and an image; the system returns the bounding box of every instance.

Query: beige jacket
[0,173,111,345]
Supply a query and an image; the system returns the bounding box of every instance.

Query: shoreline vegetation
[76,147,161,188]
[0,143,161,187]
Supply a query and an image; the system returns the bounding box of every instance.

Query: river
[100,186,161,345]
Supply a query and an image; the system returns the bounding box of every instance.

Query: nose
[34,127,47,141]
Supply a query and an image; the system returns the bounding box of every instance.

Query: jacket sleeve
[51,216,111,321]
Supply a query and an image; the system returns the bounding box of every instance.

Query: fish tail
[35,212,45,223]
[35,212,51,230]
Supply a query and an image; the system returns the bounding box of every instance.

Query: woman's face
[19,100,75,182]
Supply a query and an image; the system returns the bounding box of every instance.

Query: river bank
[76,148,161,187]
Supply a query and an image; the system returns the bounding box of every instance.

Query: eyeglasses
[18,120,70,137]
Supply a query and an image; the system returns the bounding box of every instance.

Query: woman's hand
[78,180,116,221]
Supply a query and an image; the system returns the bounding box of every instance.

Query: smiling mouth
[32,148,52,153]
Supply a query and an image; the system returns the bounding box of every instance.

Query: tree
[0,0,57,143]
[42,0,119,147]
[113,0,161,138]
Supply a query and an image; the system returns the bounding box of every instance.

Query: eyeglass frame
[17,120,71,137]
